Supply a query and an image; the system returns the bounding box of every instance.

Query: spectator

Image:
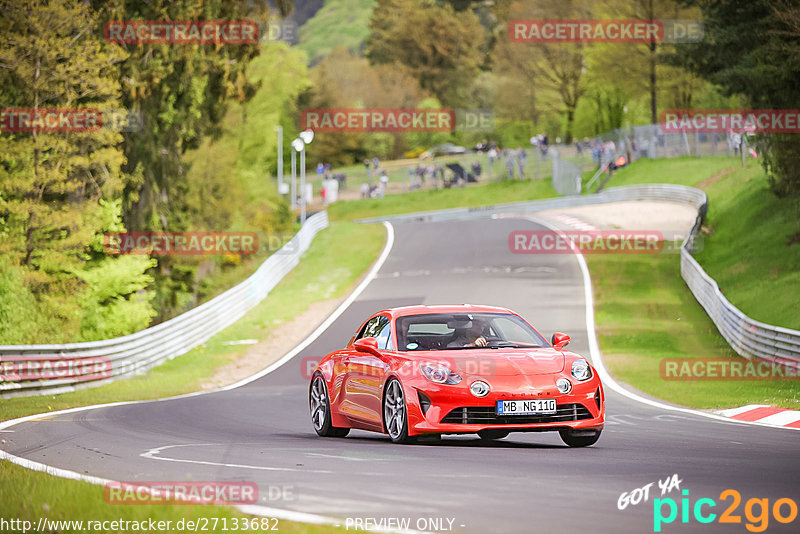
[516,147,527,178]
[540,132,549,156]
[379,169,389,193]
[316,162,324,176]
[324,163,332,180]
[488,147,498,165]
[360,182,369,199]
[505,151,516,180]
[471,161,482,180]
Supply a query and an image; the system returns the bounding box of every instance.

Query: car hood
[422,348,566,377]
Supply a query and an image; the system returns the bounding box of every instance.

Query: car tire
[559,429,601,447]
[383,378,413,444]
[310,374,349,438]
[478,429,509,441]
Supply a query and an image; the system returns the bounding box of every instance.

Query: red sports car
[309,305,605,446]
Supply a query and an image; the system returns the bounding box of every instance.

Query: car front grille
[440,403,592,425]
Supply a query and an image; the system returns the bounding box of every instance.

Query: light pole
[290,143,298,209]
[296,129,314,224]
[276,126,283,190]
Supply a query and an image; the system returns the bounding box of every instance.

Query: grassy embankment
[587,156,800,409]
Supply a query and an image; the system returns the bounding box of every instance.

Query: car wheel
[310,374,349,437]
[478,429,509,441]
[559,429,601,447]
[383,378,413,444]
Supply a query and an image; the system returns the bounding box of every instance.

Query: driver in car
[448,319,489,348]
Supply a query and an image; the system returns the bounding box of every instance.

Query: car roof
[375,304,516,319]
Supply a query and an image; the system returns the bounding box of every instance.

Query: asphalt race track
[4,218,800,533]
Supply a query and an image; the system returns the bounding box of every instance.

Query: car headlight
[420,363,462,385]
[470,380,491,397]
[571,359,592,381]
[556,378,572,394]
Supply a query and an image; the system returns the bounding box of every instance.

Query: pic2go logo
[653,489,798,532]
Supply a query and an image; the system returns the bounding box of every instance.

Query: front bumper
[403,375,605,436]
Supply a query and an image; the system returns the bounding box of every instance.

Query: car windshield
[396,312,547,351]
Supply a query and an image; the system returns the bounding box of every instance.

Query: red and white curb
[716,405,800,429]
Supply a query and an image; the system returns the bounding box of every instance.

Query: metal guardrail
[358,184,800,366]
[0,212,330,398]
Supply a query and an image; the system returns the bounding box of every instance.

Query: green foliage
[297,0,377,64]
[301,49,428,164]
[366,0,484,107]
[0,0,126,273]
[675,0,800,197]
[75,254,157,340]
[152,42,309,321]
[92,0,271,232]
[0,0,156,343]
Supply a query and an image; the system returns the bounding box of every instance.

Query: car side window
[375,319,393,350]
[356,315,387,341]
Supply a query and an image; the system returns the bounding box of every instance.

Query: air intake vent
[440,403,592,425]
[417,390,432,415]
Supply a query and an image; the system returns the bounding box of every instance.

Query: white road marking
[305,452,372,462]
[0,221,397,529]
[527,215,799,432]
[140,444,335,473]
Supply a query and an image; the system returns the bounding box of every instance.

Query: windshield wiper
[488,342,544,349]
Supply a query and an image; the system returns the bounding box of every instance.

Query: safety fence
[358,184,800,367]
[0,212,329,398]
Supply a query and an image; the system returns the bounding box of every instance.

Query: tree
[366,0,484,108]
[0,0,155,342]
[92,0,276,233]
[495,0,592,143]
[674,0,800,198]
[301,48,429,164]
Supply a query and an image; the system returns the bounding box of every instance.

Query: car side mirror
[353,337,381,356]
[551,332,570,350]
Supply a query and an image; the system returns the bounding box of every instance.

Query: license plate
[496,399,556,415]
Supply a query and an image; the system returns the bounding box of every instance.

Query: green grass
[1,221,386,422]
[0,460,339,534]
[296,0,376,64]
[329,178,557,221]
[595,154,800,330]
[584,155,800,409]
[586,154,737,190]
[693,164,800,330]
[588,252,800,410]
